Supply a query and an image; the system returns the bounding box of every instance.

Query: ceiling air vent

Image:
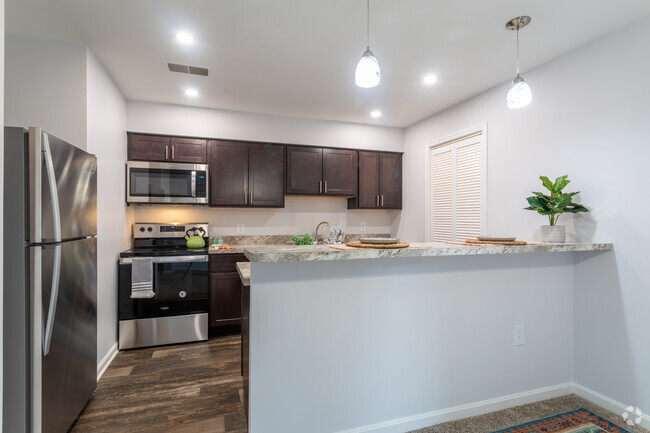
[188,66,208,76]
[167,62,209,76]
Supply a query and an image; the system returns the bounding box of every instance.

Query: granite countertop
[236,262,251,286]
[207,234,392,254]
[241,242,613,263]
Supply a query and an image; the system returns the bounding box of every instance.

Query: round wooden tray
[346,241,410,249]
[465,239,528,245]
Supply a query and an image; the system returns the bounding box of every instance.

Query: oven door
[119,255,208,320]
[126,161,208,204]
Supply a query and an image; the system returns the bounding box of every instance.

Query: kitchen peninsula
[235,242,612,433]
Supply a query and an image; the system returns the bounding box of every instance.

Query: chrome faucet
[314,221,331,245]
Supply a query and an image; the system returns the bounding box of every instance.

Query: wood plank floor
[70,334,246,433]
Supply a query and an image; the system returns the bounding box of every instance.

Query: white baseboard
[96,341,119,381]
[573,382,650,430]
[335,382,575,433]
[336,382,650,433]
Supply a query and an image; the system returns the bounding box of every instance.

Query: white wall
[133,199,397,238]
[127,101,404,152]
[85,49,129,367]
[5,34,87,150]
[127,101,404,237]
[399,15,650,416]
[249,253,575,432]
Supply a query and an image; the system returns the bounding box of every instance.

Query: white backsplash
[132,196,399,238]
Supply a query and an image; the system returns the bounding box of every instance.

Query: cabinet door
[357,151,381,208]
[379,153,402,209]
[250,144,285,207]
[128,134,170,162]
[286,146,322,195]
[170,137,207,163]
[208,140,249,206]
[209,272,242,326]
[322,149,358,196]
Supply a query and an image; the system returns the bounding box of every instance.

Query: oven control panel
[133,223,209,238]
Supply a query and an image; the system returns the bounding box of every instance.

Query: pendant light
[355,0,380,88]
[506,16,532,109]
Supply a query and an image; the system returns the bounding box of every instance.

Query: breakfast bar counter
[240,241,613,433]
[240,242,612,262]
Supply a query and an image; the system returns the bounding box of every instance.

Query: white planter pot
[540,225,565,243]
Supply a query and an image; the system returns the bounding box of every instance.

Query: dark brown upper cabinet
[128,133,207,163]
[348,151,402,209]
[127,134,170,162]
[170,137,207,163]
[249,143,286,207]
[286,146,323,195]
[208,140,285,207]
[286,146,358,196]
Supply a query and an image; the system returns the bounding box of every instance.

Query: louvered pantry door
[430,133,483,242]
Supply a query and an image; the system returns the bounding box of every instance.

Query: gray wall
[86,49,131,369]
[5,34,87,150]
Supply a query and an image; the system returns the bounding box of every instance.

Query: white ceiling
[6,0,650,127]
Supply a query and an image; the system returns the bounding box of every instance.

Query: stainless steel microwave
[126,161,208,204]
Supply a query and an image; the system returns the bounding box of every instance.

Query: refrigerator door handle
[42,244,61,356]
[42,133,63,356]
[43,133,62,243]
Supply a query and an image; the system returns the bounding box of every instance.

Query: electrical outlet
[514,324,525,346]
[360,223,367,232]
[236,224,244,234]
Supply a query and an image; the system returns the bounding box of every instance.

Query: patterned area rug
[491,407,632,433]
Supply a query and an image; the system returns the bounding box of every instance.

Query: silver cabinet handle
[319,181,323,194]
[245,189,248,204]
[381,195,384,207]
[42,133,62,356]
[249,190,253,206]
[171,146,175,160]
[324,181,327,193]
[376,195,380,207]
[165,145,169,160]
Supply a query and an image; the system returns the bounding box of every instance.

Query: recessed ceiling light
[423,74,438,85]
[185,88,199,97]
[370,110,382,118]
[175,32,195,44]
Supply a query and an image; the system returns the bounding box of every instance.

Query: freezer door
[37,237,97,433]
[29,127,97,243]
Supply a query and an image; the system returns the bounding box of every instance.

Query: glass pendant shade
[355,49,381,88]
[507,75,532,109]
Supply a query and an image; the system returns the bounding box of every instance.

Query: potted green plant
[524,175,589,243]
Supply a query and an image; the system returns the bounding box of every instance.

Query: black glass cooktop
[120,237,209,258]
[119,246,209,258]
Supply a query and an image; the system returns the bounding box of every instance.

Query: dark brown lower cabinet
[209,272,242,326]
[209,254,249,327]
[241,280,250,424]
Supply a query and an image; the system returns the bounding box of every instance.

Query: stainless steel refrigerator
[3,127,98,433]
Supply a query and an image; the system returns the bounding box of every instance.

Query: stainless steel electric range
[118,223,209,349]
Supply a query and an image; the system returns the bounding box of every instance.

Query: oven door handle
[119,255,208,264]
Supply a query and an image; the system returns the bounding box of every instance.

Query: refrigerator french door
[4,127,98,433]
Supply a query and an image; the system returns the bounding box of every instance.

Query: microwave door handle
[191,171,197,197]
